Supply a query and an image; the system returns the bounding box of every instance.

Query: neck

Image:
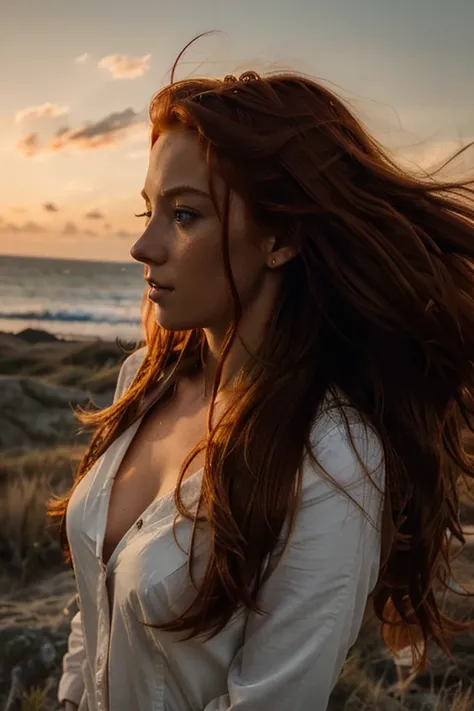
[202,269,281,398]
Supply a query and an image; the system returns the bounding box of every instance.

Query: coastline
[0,326,142,345]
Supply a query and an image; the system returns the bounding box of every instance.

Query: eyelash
[134,208,198,225]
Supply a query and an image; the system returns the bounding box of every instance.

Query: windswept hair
[48,32,474,672]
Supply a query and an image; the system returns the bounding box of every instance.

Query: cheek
[228,238,265,302]
[180,237,223,272]
[162,236,230,325]
[226,210,265,293]
[176,230,228,293]
[172,220,263,314]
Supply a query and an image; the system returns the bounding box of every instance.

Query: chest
[102,389,209,568]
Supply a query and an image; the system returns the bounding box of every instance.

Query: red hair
[48,33,474,672]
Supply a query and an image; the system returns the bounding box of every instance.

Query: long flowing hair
[48,33,474,672]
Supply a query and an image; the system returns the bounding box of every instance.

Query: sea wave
[0,308,141,325]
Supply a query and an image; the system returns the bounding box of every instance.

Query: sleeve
[57,607,87,706]
[203,417,385,711]
[57,347,147,705]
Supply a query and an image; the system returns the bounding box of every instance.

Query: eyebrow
[141,185,211,201]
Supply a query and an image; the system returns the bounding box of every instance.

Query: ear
[263,236,299,269]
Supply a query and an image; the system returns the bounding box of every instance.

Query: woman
[49,34,474,711]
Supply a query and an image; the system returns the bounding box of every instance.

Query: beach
[0,254,145,343]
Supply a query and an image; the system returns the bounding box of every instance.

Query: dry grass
[0,337,125,388]
[2,445,472,708]
[0,397,473,707]
[436,686,474,711]
[20,685,49,711]
[0,446,83,587]
[329,625,474,709]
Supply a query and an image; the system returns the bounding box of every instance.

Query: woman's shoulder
[113,345,148,402]
[122,345,148,374]
[303,391,385,504]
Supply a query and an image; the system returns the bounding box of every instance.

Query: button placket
[95,567,111,711]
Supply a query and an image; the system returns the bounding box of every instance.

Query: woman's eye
[133,208,198,225]
[174,208,198,225]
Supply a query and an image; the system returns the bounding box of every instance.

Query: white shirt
[58,347,385,711]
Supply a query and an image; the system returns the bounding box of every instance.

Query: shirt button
[136,518,143,529]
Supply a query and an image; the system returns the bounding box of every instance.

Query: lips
[146,278,173,291]
[148,284,173,303]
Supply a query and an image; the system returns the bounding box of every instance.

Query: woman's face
[130,129,270,334]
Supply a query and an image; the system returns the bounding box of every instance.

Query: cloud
[17,132,38,157]
[16,108,147,157]
[84,228,97,237]
[75,52,89,64]
[40,108,147,155]
[62,221,78,236]
[0,222,19,233]
[98,53,151,79]
[43,202,59,212]
[0,220,44,234]
[15,102,69,124]
[84,209,104,220]
[116,229,136,239]
[23,220,45,233]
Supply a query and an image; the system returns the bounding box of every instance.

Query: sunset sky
[1,0,473,262]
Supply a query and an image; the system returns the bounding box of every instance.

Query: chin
[153,310,198,332]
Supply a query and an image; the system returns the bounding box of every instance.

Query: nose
[129,237,145,264]
[130,224,167,266]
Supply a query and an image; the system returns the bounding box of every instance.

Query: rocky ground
[0,329,129,710]
[0,328,473,710]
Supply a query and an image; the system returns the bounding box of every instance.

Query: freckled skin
[130,129,294,390]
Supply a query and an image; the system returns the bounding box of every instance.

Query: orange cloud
[17,132,38,157]
[15,102,69,123]
[98,53,151,79]
[0,220,44,233]
[17,108,147,157]
[62,221,78,236]
[49,109,146,153]
[24,220,45,233]
[116,229,135,239]
[0,222,19,232]
[43,202,60,212]
[85,209,104,220]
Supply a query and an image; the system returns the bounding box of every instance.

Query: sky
[0,0,473,262]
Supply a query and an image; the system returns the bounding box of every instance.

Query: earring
[271,257,276,267]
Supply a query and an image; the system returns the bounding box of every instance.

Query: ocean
[0,254,145,341]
